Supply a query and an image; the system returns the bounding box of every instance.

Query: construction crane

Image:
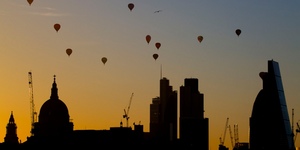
[123,93,134,127]
[291,108,300,144]
[234,124,240,149]
[228,125,235,149]
[28,71,37,136]
[292,108,297,143]
[219,117,229,150]
[295,120,300,143]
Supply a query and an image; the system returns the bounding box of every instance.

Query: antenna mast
[160,64,162,79]
[28,71,37,136]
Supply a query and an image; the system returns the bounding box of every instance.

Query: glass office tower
[180,78,209,150]
[249,60,295,150]
[149,77,177,144]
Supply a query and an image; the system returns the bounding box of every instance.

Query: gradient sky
[0,0,300,149]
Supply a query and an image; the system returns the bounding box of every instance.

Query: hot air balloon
[197,36,203,43]
[54,23,61,32]
[128,3,134,11]
[101,57,107,65]
[146,35,151,44]
[153,54,158,60]
[155,42,161,50]
[66,48,72,56]
[235,29,241,36]
[27,0,33,5]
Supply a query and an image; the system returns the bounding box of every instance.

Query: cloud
[26,6,69,17]
[28,11,69,17]
[1,2,70,17]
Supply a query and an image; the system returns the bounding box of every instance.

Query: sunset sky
[0,0,300,149]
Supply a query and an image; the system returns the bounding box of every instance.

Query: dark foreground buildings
[0,75,152,149]
[149,77,178,144]
[149,77,209,149]
[0,59,296,150]
[180,78,209,149]
[0,75,209,149]
[249,60,295,150]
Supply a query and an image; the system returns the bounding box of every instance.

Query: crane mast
[228,125,235,149]
[234,124,240,149]
[220,117,229,146]
[219,117,229,150]
[292,108,300,144]
[123,93,134,127]
[295,121,300,142]
[28,71,37,136]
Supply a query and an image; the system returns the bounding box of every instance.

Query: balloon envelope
[197,36,203,43]
[146,35,151,44]
[102,57,107,65]
[235,29,241,36]
[66,48,72,56]
[155,42,161,50]
[54,23,61,32]
[27,0,33,5]
[153,54,158,60]
[128,3,134,11]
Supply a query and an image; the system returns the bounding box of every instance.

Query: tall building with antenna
[159,77,178,142]
[150,66,178,144]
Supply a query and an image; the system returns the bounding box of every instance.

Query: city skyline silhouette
[0,59,297,150]
[0,1,299,150]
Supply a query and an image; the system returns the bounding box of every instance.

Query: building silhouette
[149,96,160,138]
[149,77,178,144]
[4,111,19,145]
[159,77,178,142]
[9,75,147,149]
[0,60,297,150]
[179,78,209,150]
[25,75,74,146]
[249,60,295,150]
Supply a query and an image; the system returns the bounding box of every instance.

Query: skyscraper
[160,77,178,142]
[149,77,177,143]
[150,97,160,138]
[249,60,295,150]
[179,78,209,150]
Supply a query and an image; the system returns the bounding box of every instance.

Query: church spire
[9,111,15,124]
[5,111,19,144]
[50,75,59,99]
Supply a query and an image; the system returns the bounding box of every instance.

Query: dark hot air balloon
[27,0,33,5]
[102,57,107,65]
[66,48,72,56]
[153,54,158,60]
[197,36,203,43]
[235,29,241,36]
[128,3,134,11]
[146,35,151,44]
[54,23,61,32]
[155,42,161,50]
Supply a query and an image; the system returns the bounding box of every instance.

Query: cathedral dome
[38,75,70,124]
